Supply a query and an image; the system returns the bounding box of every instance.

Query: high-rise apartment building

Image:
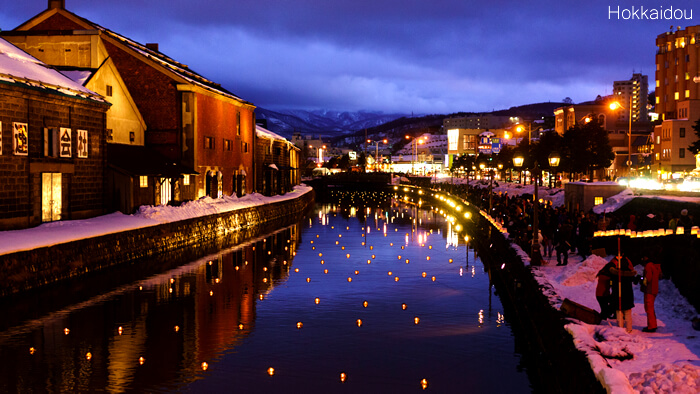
[613,73,648,123]
[653,25,700,176]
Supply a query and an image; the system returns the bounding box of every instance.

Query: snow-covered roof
[256,125,287,141]
[0,37,103,102]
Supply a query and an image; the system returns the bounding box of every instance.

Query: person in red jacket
[642,248,662,333]
[596,261,616,319]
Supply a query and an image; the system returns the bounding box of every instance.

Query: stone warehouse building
[255,126,300,196]
[8,0,257,208]
[0,37,110,230]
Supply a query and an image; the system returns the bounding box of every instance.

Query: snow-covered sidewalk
[0,185,313,256]
[530,251,700,393]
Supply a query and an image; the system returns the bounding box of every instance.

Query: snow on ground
[0,185,312,255]
[441,177,567,208]
[532,253,700,393]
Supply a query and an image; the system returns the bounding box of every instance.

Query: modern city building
[653,25,700,177]
[443,114,515,131]
[613,73,649,124]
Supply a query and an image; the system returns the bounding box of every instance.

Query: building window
[675,92,679,100]
[594,197,603,206]
[242,141,249,153]
[686,90,690,98]
[656,80,660,87]
[106,85,113,97]
[680,128,686,138]
[129,132,135,143]
[236,112,241,136]
[140,176,148,188]
[686,54,690,62]
[183,174,190,186]
[204,136,214,149]
[679,148,685,158]
[224,139,232,151]
[686,72,690,80]
[655,96,660,104]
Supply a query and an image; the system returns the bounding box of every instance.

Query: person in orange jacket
[642,248,662,333]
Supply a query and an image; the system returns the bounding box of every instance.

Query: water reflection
[0,191,532,393]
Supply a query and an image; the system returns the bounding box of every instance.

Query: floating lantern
[405,259,410,264]
[201,362,208,371]
[340,372,347,382]
[421,378,428,389]
[431,276,436,282]
[306,277,311,282]
[355,270,359,275]
[426,256,431,261]
[356,319,363,327]
[339,234,342,238]
[361,242,366,246]
[29,347,35,355]
[312,246,316,250]
[310,240,314,244]
[210,290,214,296]
[401,246,405,250]
[86,352,92,360]
[259,294,264,300]
[422,272,427,278]
[297,322,303,329]
[449,258,453,263]
[319,253,323,257]
[324,269,329,274]
[268,367,275,376]
[239,324,244,330]
[363,301,368,308]
[139,357,145,365]
[170,278,175,284]
[169,287,173,294]
[118,326,123,335]
[263,278,268,283]
[64,328,70,335]
[388,271,393,276]
[367,259,371,264]
[398,255,402,260]
[346,254,351,258]
[429,245,433,249]
[321,260,325,264]
[372,255,376,259]
[414,317,420,324]
[175,325,180,332]
[402,303,407,310]
[342,246,345,250]
[263,267,268,271]
[369,246,374,250]
[336,241,339,245]
[294,268,300,273]
[347,277,352,282]
[390,243,394,246]
[395,277,400,282]
[315,297,320,304]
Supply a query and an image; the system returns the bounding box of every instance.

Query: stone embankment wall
[421,187,604,393]
[0,191,314,297]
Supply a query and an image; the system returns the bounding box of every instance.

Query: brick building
[12,0,256,204]
[255,126,300,196]
[0,37,109,230]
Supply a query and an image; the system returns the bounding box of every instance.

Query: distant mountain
[255,108,408,138]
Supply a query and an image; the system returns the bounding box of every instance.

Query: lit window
[140,176,148,188]
[594,197,603,206]
[655,80,660,87]
[675,92,679,100]
[686,90,690,98]
[204,136,214,149]
[686,72,690,80]
[655,97,660,104]
[183,174,190,186]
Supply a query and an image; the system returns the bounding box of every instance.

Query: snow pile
[0,185,312,255]
[560,255,608,287]
[592,189,635,214]
[629,363,700,393]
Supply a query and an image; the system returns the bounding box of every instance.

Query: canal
[0,190,534,393]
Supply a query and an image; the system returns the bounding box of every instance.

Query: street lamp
[513,154,524,184]
[406,135,426,175]
[609,98,633,177]
[367,139,388,172]
[513,152,543,265]
[548,151,561,188]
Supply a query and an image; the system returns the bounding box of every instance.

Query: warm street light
[367,139,388,172]
[548,151,560,188]
[513,153,524,184]
[609,98,633,177]
[405,136,426,175]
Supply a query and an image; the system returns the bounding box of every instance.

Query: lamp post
[367,139,388,172]
[513,154,524,184]
[548,151,561,188]
[514,152,543,266]
[609,97,633,177]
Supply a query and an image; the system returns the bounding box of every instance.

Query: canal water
[0,190,533,393]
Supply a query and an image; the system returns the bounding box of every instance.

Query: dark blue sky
[2,0,698,113]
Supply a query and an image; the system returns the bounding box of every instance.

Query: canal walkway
[0,185,313,256]
[442,179,700,393]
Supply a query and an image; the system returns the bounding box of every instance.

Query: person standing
[554,220,573,266]
[610,253,637,333]
[642,248,662,333]
[596,261,616,319]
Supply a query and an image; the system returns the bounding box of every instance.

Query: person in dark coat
[610,253,637,333]
[553,220,573,266]
[642,247,662,332]
[596,261,616,319]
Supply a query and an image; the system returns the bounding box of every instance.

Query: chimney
[48,0,65,9]
[146,43,159,52]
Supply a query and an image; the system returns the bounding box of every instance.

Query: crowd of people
[434,180,691,333]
